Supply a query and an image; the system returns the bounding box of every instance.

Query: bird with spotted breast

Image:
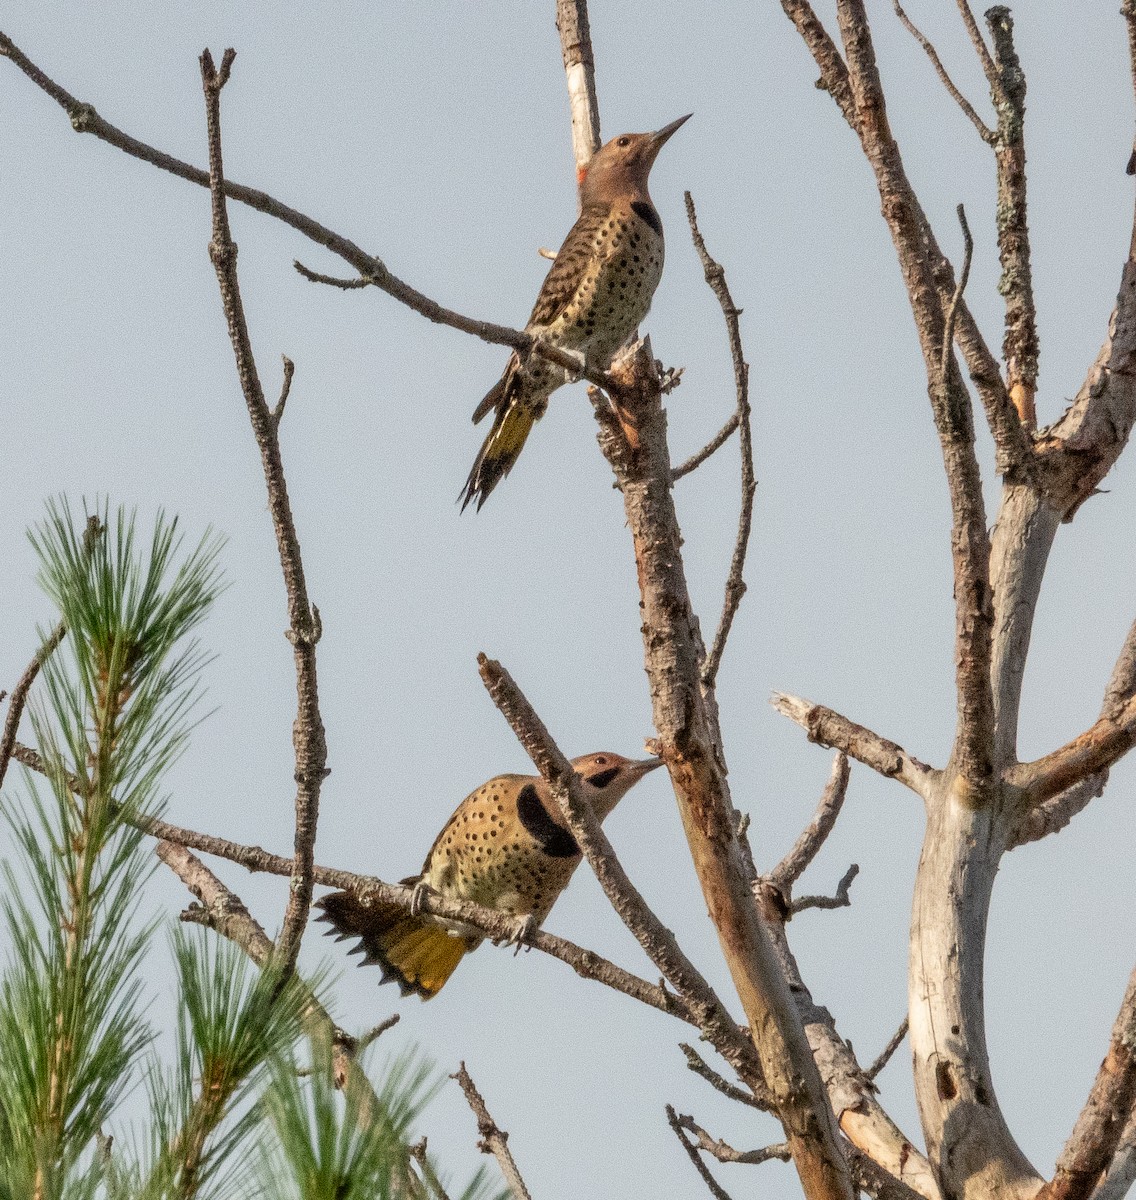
[317,752,661,998]
[460,114,692,511]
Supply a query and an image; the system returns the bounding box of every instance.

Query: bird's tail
[460,370,539,512]
[317,889,472,999]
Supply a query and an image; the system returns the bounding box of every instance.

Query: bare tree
[2,3,1136,1199]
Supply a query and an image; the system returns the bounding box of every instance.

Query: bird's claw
[560,348,589,383]
[505,914,537,956]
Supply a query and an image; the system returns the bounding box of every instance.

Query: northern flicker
[317,752,661,998]
[460,114,692,511]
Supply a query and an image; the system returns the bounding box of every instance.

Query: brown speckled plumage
[460,115,691,511]
[318,752,661,998]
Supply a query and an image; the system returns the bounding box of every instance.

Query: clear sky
[2,3,1134,1197]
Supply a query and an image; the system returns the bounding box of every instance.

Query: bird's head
[570,751,663,819]
[579,114,692,204]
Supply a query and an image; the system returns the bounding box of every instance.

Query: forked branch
[453,1064,533,1200]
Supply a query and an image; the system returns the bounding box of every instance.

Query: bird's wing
[526,201,610,328]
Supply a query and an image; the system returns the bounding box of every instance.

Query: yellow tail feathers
[317,891,472,999]
[460,399,538,512]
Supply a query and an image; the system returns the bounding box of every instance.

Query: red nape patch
[577,165,588,186]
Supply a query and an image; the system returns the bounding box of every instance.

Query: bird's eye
[617,136,631,147]
[594,756,607,765]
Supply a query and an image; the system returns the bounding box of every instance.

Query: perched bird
[460,114,692,511]
[318,752,661,998]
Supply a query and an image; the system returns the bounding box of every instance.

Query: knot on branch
[69,102,99,133]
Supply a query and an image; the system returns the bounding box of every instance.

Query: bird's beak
[651,113,693,149]
[630,756,665,777]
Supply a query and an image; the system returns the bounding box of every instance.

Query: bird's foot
[409,881,434,917]
[556,346,588,383]
[504,914,538,956]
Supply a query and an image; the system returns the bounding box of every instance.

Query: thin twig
[891,2,994,142]
[354,1014,401,1056]
[672,412,740,480]
[200,48,327,981]
[292,262,372,289]
[665,1105,736,1200]
[940,205,974,379]
[780,0,1012,491]
[476,653,770,1100]
[1125,1,1136,176]
[452,1064,533,1200]
[675,1109,792,1166]
[771,753,850,890]
[679,1043,766,1109]
[792,863,859,914]
[684,193,756,691]
[866,1019,909,1081]
[0,620,66,792]
[273,356,295,426]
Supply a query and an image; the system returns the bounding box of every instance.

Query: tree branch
[832,0,996,803]
[1092,1105,1136,1200]
[665,1105,738,1200]
[554,0,601,181]
[792,863,859,915]
[154,841,414,1177]
[1009,693,1136,807]
[0,619,66,793]
[13,734,700,1032]
[684,193,756,692]
[679,1043,766,1109]
[954,0,1001,104]
[756,863,940,1200]
[594,346,854,1200]
[985,6,1039,429]
[891,2,994,143]
[671,412,740,481]
[452,1064,533,1200]
[1102,616,1136,719]
[476,653,770,1100]
[771,694,934,798]
[771,754,850,891]
[1037,965,1136,1200]
[0,31,615,385]
[776,2,856,128]
[670,1108,791,1166]
[200,48,327,980]
[866,1019,909,1082]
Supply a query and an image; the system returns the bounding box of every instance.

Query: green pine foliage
[0,501,507,1200]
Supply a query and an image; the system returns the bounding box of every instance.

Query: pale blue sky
[2,4,1134,1197]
